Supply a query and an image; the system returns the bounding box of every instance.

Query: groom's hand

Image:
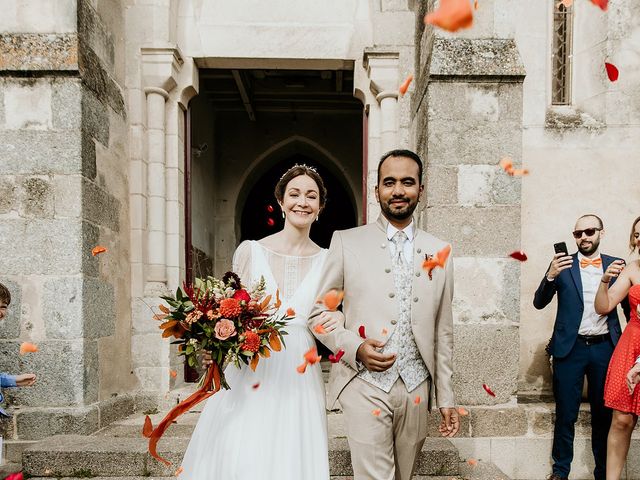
[356,339,396,372]
[438,407,460,438]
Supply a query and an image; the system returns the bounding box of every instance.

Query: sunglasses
[572,228,602,239]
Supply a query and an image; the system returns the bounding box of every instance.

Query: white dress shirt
[577,253,609,335]
[387,221,414,264]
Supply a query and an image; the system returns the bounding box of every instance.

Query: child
[0,282,36,417]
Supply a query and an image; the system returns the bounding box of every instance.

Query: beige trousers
[338,376,431,480]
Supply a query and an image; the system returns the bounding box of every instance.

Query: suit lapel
[569,253,584,303]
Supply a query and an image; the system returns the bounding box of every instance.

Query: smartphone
[554,242,568,255]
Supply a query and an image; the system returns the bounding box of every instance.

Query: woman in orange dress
[595,215,640,480]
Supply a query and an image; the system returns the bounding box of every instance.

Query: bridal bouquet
[144,271,289,465]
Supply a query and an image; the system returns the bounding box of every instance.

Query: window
[551,3,574,105]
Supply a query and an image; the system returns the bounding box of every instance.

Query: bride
[179,165,338,479]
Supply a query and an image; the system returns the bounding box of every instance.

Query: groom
[309,149,458,480]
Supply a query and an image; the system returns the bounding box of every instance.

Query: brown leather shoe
[548,474,568,480]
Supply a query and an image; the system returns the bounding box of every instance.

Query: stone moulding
[429,37,527,82]
[0,34,79,72]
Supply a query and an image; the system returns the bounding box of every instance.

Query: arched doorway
[240,153,357,247]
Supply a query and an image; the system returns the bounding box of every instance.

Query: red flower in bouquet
[240,331,261,353]
[233,289,251,302]
[219,298,242,318]
[214,319,236,340]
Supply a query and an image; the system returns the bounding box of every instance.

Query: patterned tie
[391,230,408,268]
[580,257,602,268]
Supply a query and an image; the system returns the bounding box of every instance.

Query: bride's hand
[201,351,213,368]
[318,311,341,333]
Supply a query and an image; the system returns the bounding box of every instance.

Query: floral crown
[279,163,319,180]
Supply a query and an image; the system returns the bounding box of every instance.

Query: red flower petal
[328,349,345,363]
[590,0,608,11]
[482,383,496,397]
[358,325,366,339]
[252,382,260,390]
[414,395,421,405]
[509,251,528,262]
[605,62,619,82]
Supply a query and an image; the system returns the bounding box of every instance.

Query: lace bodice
[232,240,324,300]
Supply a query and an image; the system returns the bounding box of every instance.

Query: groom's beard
[379,196,418,221]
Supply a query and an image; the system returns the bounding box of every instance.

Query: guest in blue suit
[534,214,625,480]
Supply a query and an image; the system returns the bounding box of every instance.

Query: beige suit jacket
[309,215,455,410]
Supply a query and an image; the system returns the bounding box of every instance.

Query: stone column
[364,49,400,154]
[141,47,183,296]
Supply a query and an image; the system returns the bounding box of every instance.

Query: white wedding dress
[180,240,330,480]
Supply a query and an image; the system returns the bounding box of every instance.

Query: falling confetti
[382,328,388,336]
[372,408,381,417]
[423,244,452,278]
[457,407,469,416]
[175,466,184,476]
[474,0,478,9]
[509,251,528,262]
[328,349,345,363]
[323,289,344,311]
[358,325,367,339]
[91,246,107,256]
[590,0,608,11]
[286,307,296,317]
[296,363,307,374]
[314,324,327,334]
[303,347,322,365]
[424,0,473,32]
[414,395,422,405]
[482,383,496,397]
[169,370,177,378]
[252,382,260,390]
[467,459,478,467]
[605,62,619,82]
[266,218,275,227]
[19,342,38,355]
[399,74,413,96]
[143,416,153,437]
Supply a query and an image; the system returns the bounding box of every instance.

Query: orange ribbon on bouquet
[143,363,222,465]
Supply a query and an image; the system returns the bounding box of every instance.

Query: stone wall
[413,24,526,404]
[0,0,134,440]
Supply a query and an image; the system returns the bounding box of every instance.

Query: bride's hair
[274,164,328,210]
[630,215,640,252]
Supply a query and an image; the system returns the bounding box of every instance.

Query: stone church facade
[1,0,639,477]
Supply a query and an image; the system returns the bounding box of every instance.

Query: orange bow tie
[580,257,602,268]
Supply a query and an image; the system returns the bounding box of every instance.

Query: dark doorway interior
[240,154,356,248]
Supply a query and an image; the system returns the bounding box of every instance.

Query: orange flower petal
[169,370,177,378]
[286,307,296,317]
[372,408,381,417]
[423,244,452,276]
[457,407,469,416]
[323,289,344,311]
[303,346,322,365]
[314,324,327,335]
[250,354,260,372]
[467,458,478,467]
[19,342,38,355]
[142,415,153,438]
[424,0,473,32]
[382,328,388,335]
[399,74,413,96]
[175,466,184,476]
[499,156,513,172]
[296,362,308,374]
[159,304,170,314]
[414,395,421,405]
[91,245,107,256]
[474,0,479,9]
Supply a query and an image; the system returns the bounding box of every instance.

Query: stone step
[22,434,460,477]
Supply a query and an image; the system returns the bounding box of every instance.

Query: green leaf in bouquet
[188,355,197,368]
[186,345,194,355]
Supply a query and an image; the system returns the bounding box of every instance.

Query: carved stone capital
[141,45,184,94]
[363,49,400,102]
